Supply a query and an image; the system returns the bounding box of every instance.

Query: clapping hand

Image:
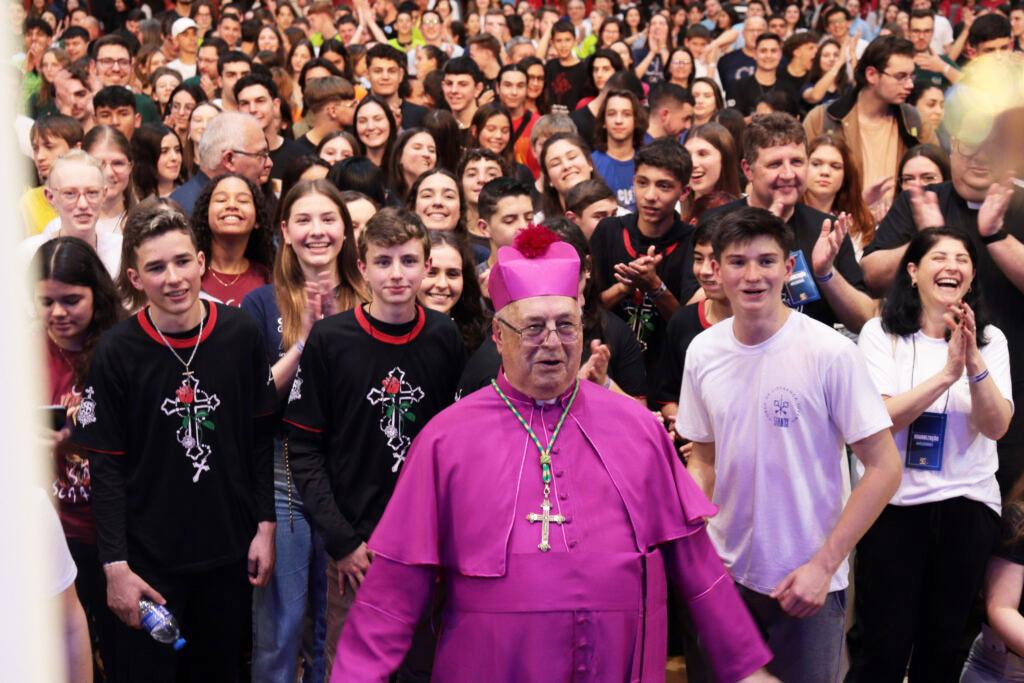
[578,339,611,386]
[613,246,664,292]
[977,180,1013,238]
[811,213,850,279]
[908,184,944,231]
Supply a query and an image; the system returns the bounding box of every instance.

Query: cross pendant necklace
[149,304,206,383]
[492,379,579,552]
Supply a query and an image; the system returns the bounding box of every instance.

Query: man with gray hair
[505,36,536,63]
[169,111,272,216]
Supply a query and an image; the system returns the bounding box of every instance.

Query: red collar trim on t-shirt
[355,304,426,345]
[697,299,712,329]
[136,301,218,348]
[622,228,680,259]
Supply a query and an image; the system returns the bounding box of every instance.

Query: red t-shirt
[201,262,271,307]
[46,336,94,543]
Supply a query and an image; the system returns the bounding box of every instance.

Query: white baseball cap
[171,17,199,38]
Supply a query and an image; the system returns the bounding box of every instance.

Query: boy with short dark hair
[235,72,306,182]
[93,85,140,140]
[565,178,620,239]
[72,199,278,682]
[591,138,693,400]
[297,75,356,154]
[656,217,733,426]
[285,207,465,672]
[476,176,535,291]
[677,205,901,682]
[442,56,485,131]
[544,20,587,111]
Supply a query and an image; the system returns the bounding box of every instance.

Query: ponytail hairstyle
[32,237,124,386]
[274,179,367,349]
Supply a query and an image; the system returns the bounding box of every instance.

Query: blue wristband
[971,369,990,384]
[814,270,835,284]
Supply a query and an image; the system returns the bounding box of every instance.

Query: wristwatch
[981,229,1009,245]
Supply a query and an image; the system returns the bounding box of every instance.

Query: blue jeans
[252,442,329,683]
[961,625,1024,682]
[738,584,847,683]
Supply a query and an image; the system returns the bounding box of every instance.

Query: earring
[911,280,917,288]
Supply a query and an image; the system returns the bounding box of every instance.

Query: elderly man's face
[225,118,273,184]
[494,295,584,400]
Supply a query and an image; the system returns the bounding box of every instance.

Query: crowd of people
[14,0,1024,680]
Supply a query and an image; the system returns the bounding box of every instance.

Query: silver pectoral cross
[526,498,565,552]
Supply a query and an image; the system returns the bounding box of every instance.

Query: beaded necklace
[491,378,580,551]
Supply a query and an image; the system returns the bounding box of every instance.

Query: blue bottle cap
[173,638,187,651]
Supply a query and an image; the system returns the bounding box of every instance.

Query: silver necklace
[150,305,205,375]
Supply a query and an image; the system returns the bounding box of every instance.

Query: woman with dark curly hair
[191,173,275,305]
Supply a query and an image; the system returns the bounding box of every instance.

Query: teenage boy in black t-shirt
[544,20,588,111]
[657,218,734,430]
[284,207,465,672]
[73,200,278,683]
[590,138,693,402]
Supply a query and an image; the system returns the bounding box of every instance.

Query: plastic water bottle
[139,600,187,651]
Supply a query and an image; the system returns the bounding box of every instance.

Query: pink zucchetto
[488,226,581,312]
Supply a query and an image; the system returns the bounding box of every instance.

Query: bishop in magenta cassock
[334,227,775,682]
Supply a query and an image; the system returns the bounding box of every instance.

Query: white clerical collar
[967,201,982,210]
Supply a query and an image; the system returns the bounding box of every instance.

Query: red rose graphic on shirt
[177,386,195,404]
[383,377,401,394]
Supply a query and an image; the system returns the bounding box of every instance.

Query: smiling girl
[192,173,275,305]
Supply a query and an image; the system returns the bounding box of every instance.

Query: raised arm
[978,181,1024,295]
[812,214,877,332]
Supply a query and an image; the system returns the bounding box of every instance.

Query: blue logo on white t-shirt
[763,387,801,428]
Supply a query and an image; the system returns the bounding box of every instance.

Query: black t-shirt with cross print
[590,212,694,402]
[72,302,278,573]
[283,304,465,561]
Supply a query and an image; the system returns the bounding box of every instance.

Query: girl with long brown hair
[803,134,876,257]
[241,178,366,683]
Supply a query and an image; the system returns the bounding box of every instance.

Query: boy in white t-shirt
[676,205,901,682]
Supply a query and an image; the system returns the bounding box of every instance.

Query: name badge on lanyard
[783,250,821,308]
[906,411,947,470]
[904,337,951,471]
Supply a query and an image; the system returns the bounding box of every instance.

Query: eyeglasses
[56,188,104,203]
[97,57,131,69]
[953,138,990,159]
[422,17,440,25]
[880,70,915,83]
[232,148,271,161]
[101,159,132,173]
[497,316,582,345]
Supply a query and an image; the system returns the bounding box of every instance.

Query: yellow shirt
[20,187,56,237]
